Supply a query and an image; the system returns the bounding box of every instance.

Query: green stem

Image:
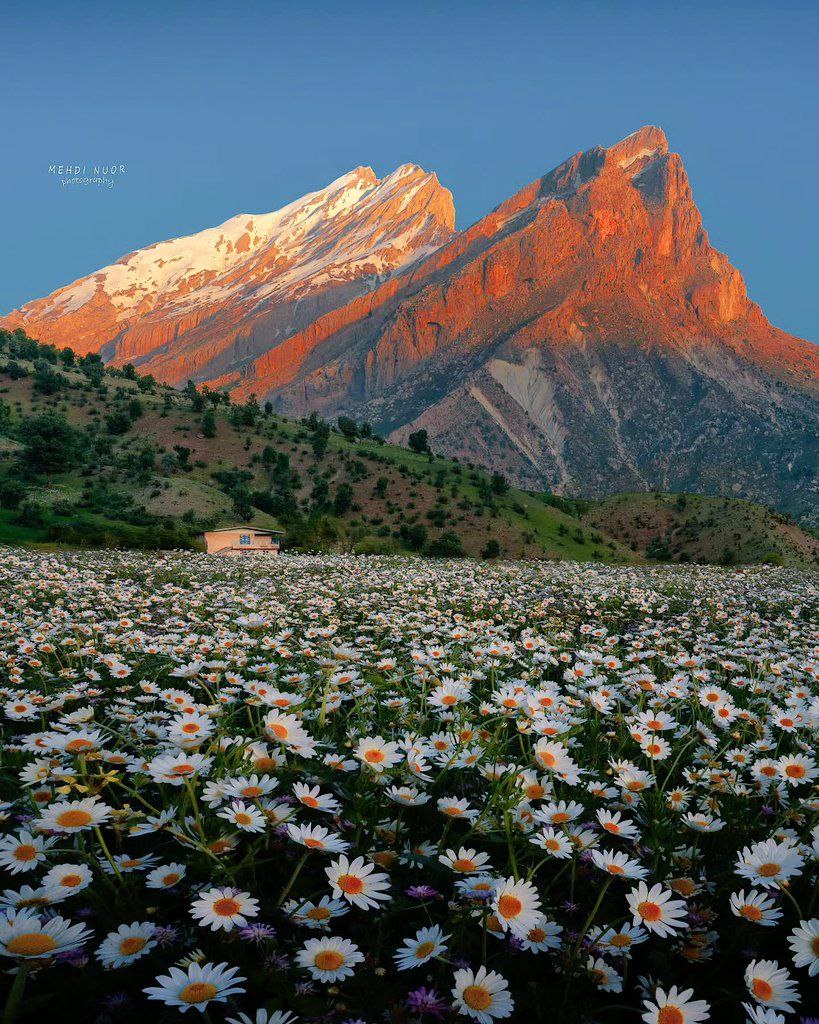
[276,850,309,908]
[184,778,205,838]
[94,826,122,880]
[504,811,520,881]
[778,882,803,920]
[573,876,613,955]
[2,962,29,1024]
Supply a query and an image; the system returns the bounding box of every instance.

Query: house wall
[204,530,280,555]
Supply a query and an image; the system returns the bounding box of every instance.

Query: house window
[239,534,252,546]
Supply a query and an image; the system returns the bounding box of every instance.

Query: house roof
[206,526,283,535]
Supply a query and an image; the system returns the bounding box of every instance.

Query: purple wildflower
[264,952,291,971]
[152,925,180,948]
[406,884,439,900]
[406,986,449,1020]
[238,921,277,943]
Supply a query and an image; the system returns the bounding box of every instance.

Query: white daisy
[296,935,363,981]
[190,887,260,932]
[144,960,246,1012]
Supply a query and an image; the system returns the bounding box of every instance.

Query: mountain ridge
[3,162,454,380]
[3,127,817,519]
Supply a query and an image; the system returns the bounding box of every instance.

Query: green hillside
[3,328,815,566]
[581,491,819,567]
[0,328,628,561]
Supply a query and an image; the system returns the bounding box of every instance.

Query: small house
[203,526,283,557]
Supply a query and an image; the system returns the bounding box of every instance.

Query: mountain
[4,128,818,520]
[3,164,454,384]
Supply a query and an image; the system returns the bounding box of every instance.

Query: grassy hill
[2,328,815,567]
[581,492,819,568]
[0,328,629,561]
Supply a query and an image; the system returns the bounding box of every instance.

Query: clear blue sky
[3,0,817,340]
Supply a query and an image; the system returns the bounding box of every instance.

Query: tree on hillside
[185,380,205,412]
[481,538,501,559]
[337,416,357,440]
[33,359,66,396]
[427,531,464,557]
[399,522,427,551]
[490,472,509,496]
[105,409,132,435]
[79,353,104,386]
[333,482,354,515]
[20,412,84,477]
[310,420,330,460]
[201,409,217,438]
[232,487,253,520]
[408,429,430,454]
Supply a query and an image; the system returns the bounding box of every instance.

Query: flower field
[0,550,817,1024]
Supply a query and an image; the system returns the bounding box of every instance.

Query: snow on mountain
[2,163,455,376]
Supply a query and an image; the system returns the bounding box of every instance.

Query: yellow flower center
[337,874,364,895]
[66,739,94,753]
[637,901,662,922]
[212,897,241,916]
[314,950,344,971]
[6,933,57,956]
[56,809,92,828]
[657,1008,684,1024]
[462,985,491,1011]
[757,862,781,877]
[119,937,147,956]
[751,978,773,1001]
[497,894,523,919]
[179,982,218,1005]
[452,858,476,872]
[414,941,436,958]
[13,845,37,862]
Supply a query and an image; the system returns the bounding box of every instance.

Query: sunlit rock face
[5,128,817,517]
[2,164,455,384]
